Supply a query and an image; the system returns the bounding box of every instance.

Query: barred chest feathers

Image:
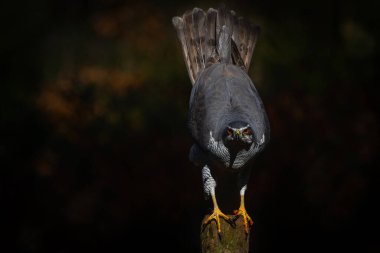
[207,131,265,170]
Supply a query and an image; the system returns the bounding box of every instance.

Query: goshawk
[172,6,270,234]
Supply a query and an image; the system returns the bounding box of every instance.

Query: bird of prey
[172,6,270,234]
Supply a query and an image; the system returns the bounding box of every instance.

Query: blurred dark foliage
[1,0,379,252]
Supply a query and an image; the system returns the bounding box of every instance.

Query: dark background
[1,0,378,252]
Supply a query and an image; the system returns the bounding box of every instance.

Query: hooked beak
[233,129,242,139]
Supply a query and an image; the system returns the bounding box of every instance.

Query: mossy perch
[201,215,251,253]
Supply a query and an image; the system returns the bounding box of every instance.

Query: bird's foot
[233,207,253,234]
[202,207,235,235]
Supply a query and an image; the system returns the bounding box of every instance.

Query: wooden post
[201,215,250,253]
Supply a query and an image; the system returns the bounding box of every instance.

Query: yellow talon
[233,207,253,234]
[234,194,254,234]
[203,207,232,233]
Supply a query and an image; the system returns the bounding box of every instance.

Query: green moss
[201,215,250,253]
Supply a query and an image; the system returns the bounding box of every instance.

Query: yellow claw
[203,207,233,234]
[233,206,254,234]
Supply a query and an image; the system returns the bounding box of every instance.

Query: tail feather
[216,5,233,64]
[205,8,217,66]
[183,10,200,83]
[172,16,194,83]
[192,8,206,69]
[234,17,260,69]
[172,6,260,85]
[231,14,246,68]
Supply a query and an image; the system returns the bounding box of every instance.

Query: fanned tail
[231,13,260,71]
[172,5,260,85]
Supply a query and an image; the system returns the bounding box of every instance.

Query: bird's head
[223,121,254,150]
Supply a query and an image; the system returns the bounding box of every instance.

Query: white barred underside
[202,165,216,197]
[207,131,265,169]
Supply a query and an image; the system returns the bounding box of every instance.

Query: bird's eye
[226,128,233,136]
[243,128,252,135]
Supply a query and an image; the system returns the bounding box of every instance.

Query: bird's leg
[201,165,234,234]
[233,185,254,234]
[203,187,234,234]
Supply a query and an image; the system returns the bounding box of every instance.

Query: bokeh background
[1,0,378,252]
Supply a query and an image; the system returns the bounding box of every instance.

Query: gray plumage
[173,6,269,201]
